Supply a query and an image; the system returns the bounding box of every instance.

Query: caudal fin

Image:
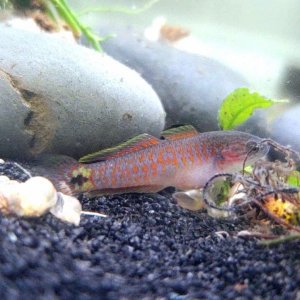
[26,155,79,196]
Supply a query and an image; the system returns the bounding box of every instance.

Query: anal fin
[86,185,165,197]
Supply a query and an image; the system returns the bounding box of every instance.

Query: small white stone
[0,175,10,183]
[173,189,205,211]
[0,180,22,214]
[0,159,5,164]
[50,192,82,226]
[15,176,57,217]
[7,232,17,242]
[206,206,232,219]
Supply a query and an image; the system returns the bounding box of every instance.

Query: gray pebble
[101,28,247,131]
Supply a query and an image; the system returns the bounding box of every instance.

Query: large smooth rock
[269,105,300,151]
[101,28,247,131]
[236,109,270,138]
[0,24,165,159]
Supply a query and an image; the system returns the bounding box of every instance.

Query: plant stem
[49,0,103,51]
[50,0,81,36]
[259,233,300,246]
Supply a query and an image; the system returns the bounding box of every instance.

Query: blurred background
[72,0,300,100]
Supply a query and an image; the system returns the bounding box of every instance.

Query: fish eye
[246,141,260,153]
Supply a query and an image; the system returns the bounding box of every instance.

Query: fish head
[213,131,269,172]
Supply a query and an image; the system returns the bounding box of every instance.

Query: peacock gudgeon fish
[30,125,269,196]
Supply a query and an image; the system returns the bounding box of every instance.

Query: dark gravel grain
[0,161,299,300]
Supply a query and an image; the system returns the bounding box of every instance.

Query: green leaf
[218,87,288,130]
[287,170,300,187]
[243,165,253,173]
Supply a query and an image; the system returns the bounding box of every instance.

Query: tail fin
[26,155,79,196]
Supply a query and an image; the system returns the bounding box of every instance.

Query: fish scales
[29,128,270,196]
[86,137,221,191]
[93,141,181,188]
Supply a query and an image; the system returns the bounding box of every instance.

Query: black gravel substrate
[0,161,299,300]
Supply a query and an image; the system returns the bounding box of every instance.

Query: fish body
[30,126,269,196]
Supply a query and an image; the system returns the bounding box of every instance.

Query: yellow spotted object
[263,193,300,227]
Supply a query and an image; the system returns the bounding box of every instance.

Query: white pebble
[0,176,84,225]
[0,175,10,183]
[50,192,82,226]
[0,180,21,215]
[173,189,205,211]
[15,177,58,217]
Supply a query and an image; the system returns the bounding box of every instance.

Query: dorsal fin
[79,133,161,163]
[161,125,199,141]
